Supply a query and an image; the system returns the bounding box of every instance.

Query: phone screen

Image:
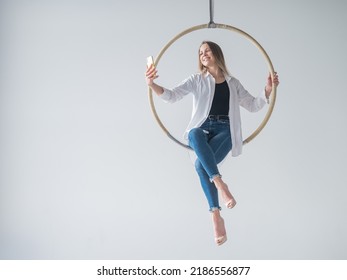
[147,56,154,68]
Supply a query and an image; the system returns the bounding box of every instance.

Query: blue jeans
[188,116,232,211]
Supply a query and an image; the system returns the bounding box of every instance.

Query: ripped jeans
[188,116,232,211]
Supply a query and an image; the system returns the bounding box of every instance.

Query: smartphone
[147,56,155,68]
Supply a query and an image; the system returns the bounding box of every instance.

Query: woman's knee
[194,159,204,172]
[188,128,205,142]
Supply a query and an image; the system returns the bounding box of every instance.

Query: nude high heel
[215,234,227,246]
[220,184,237,209]
[225,195,237,209]
[212,212,227,246]
[213,178,237,210]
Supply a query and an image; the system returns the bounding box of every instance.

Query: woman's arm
[238,72,280,112]
[145,64,196,103]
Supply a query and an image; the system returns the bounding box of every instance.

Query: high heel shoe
[225,196,237,209]
[221,184,237,209]
[212,214,228,246]
[215,235,227,246]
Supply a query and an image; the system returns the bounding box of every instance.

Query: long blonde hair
[198,41,230,76]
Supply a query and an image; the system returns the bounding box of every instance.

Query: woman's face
[199,43,215,68]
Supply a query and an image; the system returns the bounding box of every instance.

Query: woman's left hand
[265,72,280,98]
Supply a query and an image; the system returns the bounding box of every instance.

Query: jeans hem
[209,206,222,212]
[209,173,222,183]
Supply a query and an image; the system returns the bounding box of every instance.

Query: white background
[1,0,346,259]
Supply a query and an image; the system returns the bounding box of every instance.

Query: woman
[145,41,279,246]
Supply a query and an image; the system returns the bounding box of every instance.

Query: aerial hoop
[148,23,277,150]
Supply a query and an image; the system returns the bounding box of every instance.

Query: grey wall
[1,0,346,259]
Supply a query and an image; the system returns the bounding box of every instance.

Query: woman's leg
[189,124,235,209]
[206,129,236,245]
[188,121,235,245]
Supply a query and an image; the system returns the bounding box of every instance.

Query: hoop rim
[148,23,277,150]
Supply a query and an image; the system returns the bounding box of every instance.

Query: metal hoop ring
[148,23,277,150]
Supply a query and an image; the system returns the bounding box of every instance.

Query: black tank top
[208,80,230,116]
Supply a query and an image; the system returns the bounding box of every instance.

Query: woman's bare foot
[211,210,227,246]
[213,177,237,209]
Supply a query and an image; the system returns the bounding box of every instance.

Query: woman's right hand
[145,64,164,95]
[145,64,159,86]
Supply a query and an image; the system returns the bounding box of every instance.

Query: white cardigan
[160,72,267,156]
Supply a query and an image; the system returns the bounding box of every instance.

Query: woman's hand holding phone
[145,56,164,95]
[145,56,159,86]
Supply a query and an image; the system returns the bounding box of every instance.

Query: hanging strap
[208,0,216,28]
